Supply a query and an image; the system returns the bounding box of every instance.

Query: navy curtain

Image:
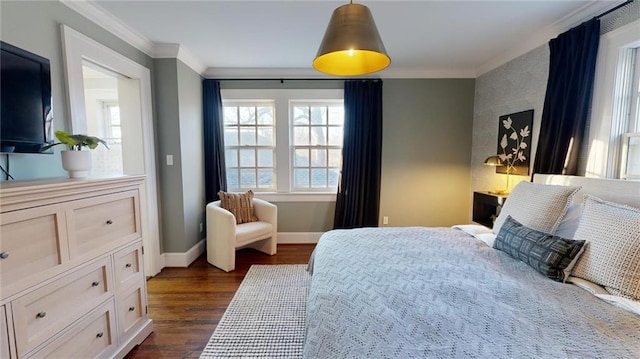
[533,18,600,175]
[334,80,383,229]
[203,79,227,203]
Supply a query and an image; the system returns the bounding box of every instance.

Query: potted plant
[40,130,109,178]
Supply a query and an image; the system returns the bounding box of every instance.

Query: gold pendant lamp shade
[313,2,390,76]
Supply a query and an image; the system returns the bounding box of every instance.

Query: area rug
[199,264,310,359]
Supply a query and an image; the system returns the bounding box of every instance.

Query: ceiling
[75,0,623,78]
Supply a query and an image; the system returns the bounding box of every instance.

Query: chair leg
[207,239,236,272]
[248,236,277,256]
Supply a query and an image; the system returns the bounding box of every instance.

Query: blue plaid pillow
[494,215,586,282]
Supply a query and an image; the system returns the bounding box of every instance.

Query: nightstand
[472,191,508,228]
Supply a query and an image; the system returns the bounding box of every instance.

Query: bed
[304,175,640,358]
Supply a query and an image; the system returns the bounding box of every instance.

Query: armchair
[206,198,277,272]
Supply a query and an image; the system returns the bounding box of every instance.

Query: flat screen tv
[1,41,53,153]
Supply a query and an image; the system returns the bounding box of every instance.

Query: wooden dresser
[0,176,153,358]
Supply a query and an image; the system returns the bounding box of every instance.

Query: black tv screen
[0,41,53,153]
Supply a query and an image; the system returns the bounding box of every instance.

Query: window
[587,19,640,178]
[291,102,343,191]
[223,102,276,190]
[221,89,344,198]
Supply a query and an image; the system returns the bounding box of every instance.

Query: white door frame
[61,25,162,276]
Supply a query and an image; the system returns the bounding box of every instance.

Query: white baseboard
[161,238,205,268]
[277,232,324,244]
[158,233,320,269]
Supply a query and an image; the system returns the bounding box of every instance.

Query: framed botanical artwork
[495,109,533,176]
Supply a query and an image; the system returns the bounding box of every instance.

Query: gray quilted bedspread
[304,227,640,359]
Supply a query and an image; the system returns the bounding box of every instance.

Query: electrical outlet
[199,222,203,233]
[383,216,389,225]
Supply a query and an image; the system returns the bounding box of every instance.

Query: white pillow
[492,181,580,235]
[553,204,583,239]
[571,195,640,300]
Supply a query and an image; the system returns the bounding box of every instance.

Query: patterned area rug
[200,265,309,359]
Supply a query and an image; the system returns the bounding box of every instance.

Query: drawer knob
[96,332,104,338]
[91,281,100,287]
[106,219,113,225]
[129,306,135,312]
[125,263,132,268]
[0,252,8,259]
[36,311,47,319]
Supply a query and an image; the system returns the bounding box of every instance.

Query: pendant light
[313,1,390,76]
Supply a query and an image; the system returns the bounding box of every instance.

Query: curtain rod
[595,0,633,19]
[213,78,381,82]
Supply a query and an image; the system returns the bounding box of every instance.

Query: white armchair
[206,198,277,272]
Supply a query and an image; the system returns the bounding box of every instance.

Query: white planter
[61,150,92,178]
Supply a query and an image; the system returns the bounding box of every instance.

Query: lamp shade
[313,3,390,76]
[483,155,504,166]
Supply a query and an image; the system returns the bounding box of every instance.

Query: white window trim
[586,19,640,178]
[221,89,343,202]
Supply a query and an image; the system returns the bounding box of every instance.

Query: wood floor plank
[124,244,316,358]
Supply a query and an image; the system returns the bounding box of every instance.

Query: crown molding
[60,0,207,76]
[60,0,155,56]
[204,67,476,79]
[475,1,624,76]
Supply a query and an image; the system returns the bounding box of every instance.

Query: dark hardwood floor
[124,244,316,359]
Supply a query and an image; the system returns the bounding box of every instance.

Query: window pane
[329,169,340,187]
[257,106,273,125]
[227,169,239,189]
[240,127,256,145]
[225,149,238,167]
[257,127,274,145]
[294,168,309,187]
[224,128,238,146]
[239,106,256,125]
[310,106,327,125]
[293,106,309,125]
[328,149,341,167]
[310,126,327,146]
[258,169,274,188]
[310,149,327,167]
[311,168,327,187]
[224,107,238,125]
[257,149,273,167]
[328,127,343,146]
[294,148,309,166]
[239,149,255,167]
[294,127,310,145]
[328,106,344,125]
[240,169,256,187]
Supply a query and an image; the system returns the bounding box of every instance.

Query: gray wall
[380,79,475,227]
[470,45,549,195]
[153,58,204,253]
[0,1,153,180]
[220,79,475,230]
[177,60,205,252]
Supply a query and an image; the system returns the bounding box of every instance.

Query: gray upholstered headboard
[532,174,640,208]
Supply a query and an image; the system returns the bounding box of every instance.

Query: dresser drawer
[12,257,113,356]
[0,206,68,298]
[68,190,140,259]
[114,242,144,292]
[26,300,116,359]
[118,284,146,338]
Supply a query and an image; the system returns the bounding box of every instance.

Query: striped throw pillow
[218,190,259,224]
